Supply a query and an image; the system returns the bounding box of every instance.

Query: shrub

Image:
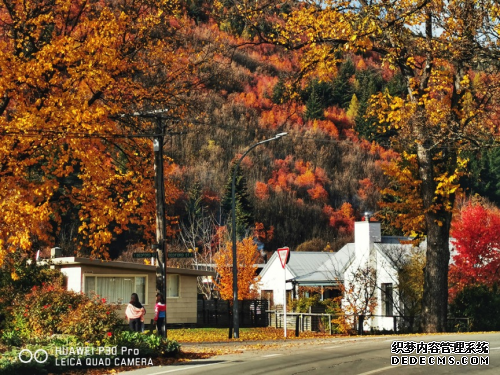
[61,293,122,343]
[290,295,320,313]
[0,258,64,330]
[1,330,22,347]
[7,284,121,344]
[449,284,500,331]
[112,331,180,357]
[0,345,60,375]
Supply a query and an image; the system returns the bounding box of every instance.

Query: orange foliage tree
[0,0,204,266]
[214,237,261,301]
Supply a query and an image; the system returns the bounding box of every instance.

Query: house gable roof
[42,257,216,277]
[293,245,355,285]
[261,247,355,286]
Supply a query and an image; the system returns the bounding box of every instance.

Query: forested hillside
[152,2,401,255]
[1,0,500,267]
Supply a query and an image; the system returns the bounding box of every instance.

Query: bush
[61,293,122,342]
[321,297,350,334]
[449,284,500,331]
[7,283,122,344]
[112,331,180,357]
[0,258,64,330]
[1,330,22,347]
[0,333,181,375]
[290,295,321,313]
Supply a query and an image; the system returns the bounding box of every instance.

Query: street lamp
[231,132,288,339]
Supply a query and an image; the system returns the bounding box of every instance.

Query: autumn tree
[177,184,223,299]
[384,245,425,331]
[229,0,500,332]
[341,264,378,332]
[0,0,207,266]
[449,201,500,300]
[214,237,261,301]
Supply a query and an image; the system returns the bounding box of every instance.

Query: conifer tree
[222,164,253,240]
[304,86,324,120]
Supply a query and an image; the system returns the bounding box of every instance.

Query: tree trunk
[421,210,451,332]
[417,142,452,332]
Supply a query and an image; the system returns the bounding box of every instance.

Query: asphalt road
[119,332,500,375]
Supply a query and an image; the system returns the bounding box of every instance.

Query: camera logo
[18,348,49,363]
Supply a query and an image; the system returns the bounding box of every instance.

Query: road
[119,332,499,375]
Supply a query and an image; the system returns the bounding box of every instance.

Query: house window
[167,274,180,297]
[381,283,393,316]
[84,275,147,305]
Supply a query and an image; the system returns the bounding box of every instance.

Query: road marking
[356,365,400,375]
[145,362,221,374]
[262,354,283,357]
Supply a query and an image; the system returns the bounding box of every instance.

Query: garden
[0,260,180,375]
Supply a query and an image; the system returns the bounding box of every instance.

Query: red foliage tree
[449,202,500,300]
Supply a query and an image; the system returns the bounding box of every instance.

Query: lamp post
[231,132,287,339]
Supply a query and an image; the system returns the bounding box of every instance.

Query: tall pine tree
[222,164,254,240]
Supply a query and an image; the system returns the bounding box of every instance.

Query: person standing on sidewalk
[125,293,146,332]
[154,292,166,336]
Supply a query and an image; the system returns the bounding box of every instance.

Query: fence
[197,299,269,328]
[267,310,335,334]
[266,311,471,335]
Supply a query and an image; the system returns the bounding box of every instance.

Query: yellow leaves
[214,237,261,301]
[168,327,329,344]
[0,0,195,266]
[433,157,467,211]
[379,152,426,236]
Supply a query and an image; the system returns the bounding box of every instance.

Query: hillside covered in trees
[2,0,500,266]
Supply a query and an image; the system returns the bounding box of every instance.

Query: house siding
[167,275,197,323]
[52,259,213,326]
[60,264,156,322]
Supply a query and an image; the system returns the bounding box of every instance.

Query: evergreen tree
[386,73,407,98]
[272,78,286,104]
[184,182,204,224]
[331,59,355,108]
[222,164,254,240]
[353,68,386,142]
[461,148,500,205]
[304,86,324,120]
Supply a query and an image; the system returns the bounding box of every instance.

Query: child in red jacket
[154,292,166,336]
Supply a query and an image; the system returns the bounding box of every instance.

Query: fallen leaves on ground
[168,327,334,343]
[50,328,340,374]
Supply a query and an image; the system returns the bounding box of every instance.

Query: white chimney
[354,220,381,262]
[51,247,62,258]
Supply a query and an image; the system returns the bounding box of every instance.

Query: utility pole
[230,132,287,339]
[119,109,170,339]
[153,116,168,339]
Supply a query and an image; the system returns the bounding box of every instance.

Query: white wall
[372,249,400,331]
[259,255,293,306]
[60,267,82,292]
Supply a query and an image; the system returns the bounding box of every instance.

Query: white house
[259,220,425,332]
